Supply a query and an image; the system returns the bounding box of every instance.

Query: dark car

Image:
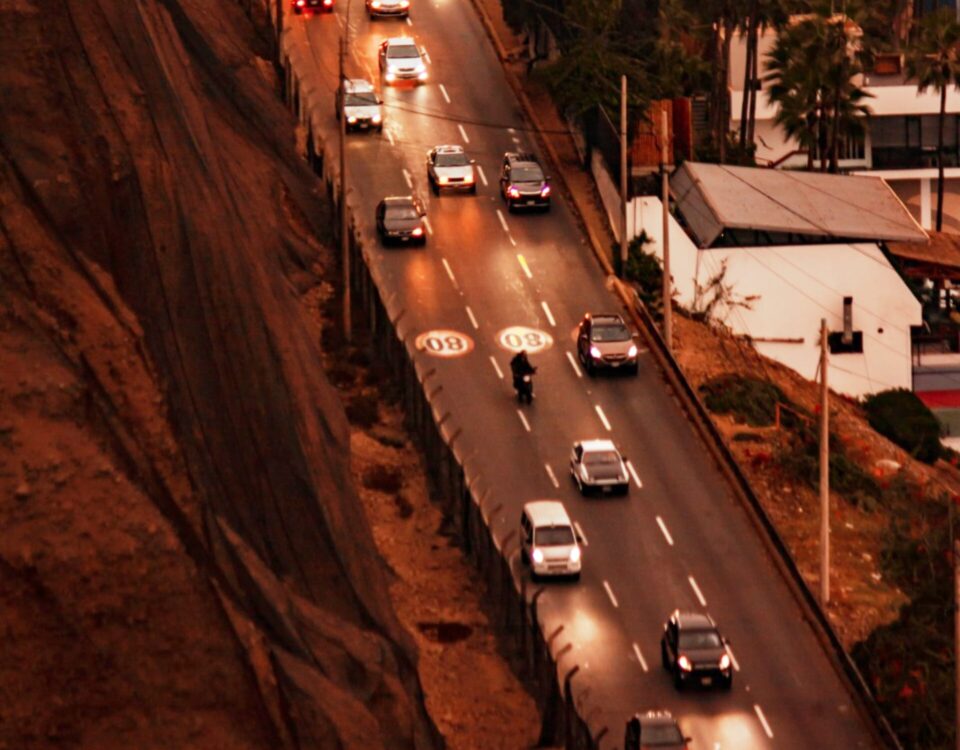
[376,196,426,245]
[577,313,639,375]
[293,0,333,14]
[625,711,690,749]
[499,152,550,211]
[660,611,733,690]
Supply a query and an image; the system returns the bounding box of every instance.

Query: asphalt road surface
[291,2,882,746]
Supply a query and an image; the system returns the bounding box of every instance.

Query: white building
[632,162,927,397]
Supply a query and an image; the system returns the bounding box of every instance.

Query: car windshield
[388,45,420,58]
[679,630,723,650]
[386,205,419,220]
[511,165,543,182]
[641,723,684,745]
[593,323,631,342]
[345,92,378,106]
[535,526,574,546]
[436,152,468,167]
[584,451,620,465]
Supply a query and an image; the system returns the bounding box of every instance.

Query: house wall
[632,197,921,397]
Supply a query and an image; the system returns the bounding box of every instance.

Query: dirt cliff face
[0,0,437,745]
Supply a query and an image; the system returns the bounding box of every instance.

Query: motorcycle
[514,372,534,404]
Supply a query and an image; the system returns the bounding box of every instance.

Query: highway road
[290,2,882,746]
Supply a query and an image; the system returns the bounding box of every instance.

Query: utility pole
[661,107,672,350]
[339,33,352,342]
[955,536,960,750]
[819,318,830,605]
[619,74,628,276]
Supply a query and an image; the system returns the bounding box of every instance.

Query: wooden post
[661,107,672,351]
[820,319,830,605]
[619,75,628,275]
[339,35,352,342]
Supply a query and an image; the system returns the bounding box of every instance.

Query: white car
[520,500,581,581]
[426,145,476,194]
[570,439,629,495]
[378,37,427,84]
[337,79,383,132]
[366,0,409,17]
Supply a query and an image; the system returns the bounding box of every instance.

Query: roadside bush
[346,391,379,428]
[362,464,403,494]
[863,389,943,464]
[619,233,663,321]
[699,374,785,427]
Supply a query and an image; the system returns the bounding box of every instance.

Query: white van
[520,500,581,581]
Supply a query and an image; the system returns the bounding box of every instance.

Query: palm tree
[906,7,960,232]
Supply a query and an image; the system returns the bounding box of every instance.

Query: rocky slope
[0,0,438,745]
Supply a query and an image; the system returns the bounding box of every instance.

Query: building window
[828,331,864,354]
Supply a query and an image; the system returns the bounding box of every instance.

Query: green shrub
[346,391,379,428]
[864,389,943,464]
[699,374,785,427]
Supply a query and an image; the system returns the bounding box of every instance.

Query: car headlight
[719,653,731,670]
[347,116,357,124]
[417,71,428,80]
[540,185,551,197]
[399,0,409,5]
[532,547,544,564]
[678,655,693,672]
[590,345,602,359]
[507,186,520,199]
[569,546,581,563]
[371,0,380,5]
[385,72,396,81]
[628,344,638,357]
[411,226,424,237]
[464,173,474,183]
[439,176,449,184]
[372,113,382,123]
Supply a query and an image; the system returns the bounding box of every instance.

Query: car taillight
[412,226,424,237]
[540,185,551,197]
[508,186,520,198]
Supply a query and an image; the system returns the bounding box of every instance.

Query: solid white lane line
[490,356,504,379]
[541,301,556,327]
[517,410,531,432]
[656,516,674,546]
[465,305,479,329]
[438,84,451,103]
[594,404,612,431]
[573,521,588,546]
[457,123,470,143]
[496,209,510,233]
[688,576,707,607]
[544,463,559,488]
[632,642,649,672]
[441,257,457,286]
[402,168,412,188]
[603,580,619,608]
[565,351,583,378]
[422,49,432,64]
[626,460,642,489]
[726,645,741,672]
[516,254,533,278]
[754,705,774,739]
[422,215,433,235]
[477,165,488,186]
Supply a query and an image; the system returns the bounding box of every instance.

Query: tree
[906,7,960,232]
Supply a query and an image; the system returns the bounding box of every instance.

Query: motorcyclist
[510,350,536,393]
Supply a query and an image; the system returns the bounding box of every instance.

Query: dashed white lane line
[457,123,470,143]
[422,215,433,235]
[405,15,412,25]
[385,129,395,145]
[516,409,531,432]
[508,235,517,246]
[516,254,532,278]
[632,642,649,672]
[688,576,707,607]
[594,404,612,431]
[726,644,741,671]
[439,83,451,103]
[422,49,432,64]
[573,521,588,546]
[656,516,674,546]
[507,127,516,133]
[565,351,583,378]
[541,301,556,327]
[625,460,642,489]
[603,580,619,608]
[496,209,510,233]
[490,356,504,379]
[465,305,479,329]
[477,165,488,186]
[544,463,559,488]
[441,257,457,286]
[754,705,774,739]
[402,168,412,188]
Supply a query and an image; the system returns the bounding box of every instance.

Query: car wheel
[521,548,529,565]
[722,674,733,691]
[628,363,639,376]
[660,640,670,670]
[570,571,581,582]
[469,184,477,195]
[585,358,595,376]
[507,201,515,213]
[674,669,685,691]
[430,177,439,196]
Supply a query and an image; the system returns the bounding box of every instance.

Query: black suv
[660,611,733,690]
[499,152,551,211]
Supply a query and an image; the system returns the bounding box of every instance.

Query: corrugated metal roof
[887,233,960,271]
[670,162,928,248]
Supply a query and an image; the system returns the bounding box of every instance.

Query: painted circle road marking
[415,330,474,358]
[497,326,554,354]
